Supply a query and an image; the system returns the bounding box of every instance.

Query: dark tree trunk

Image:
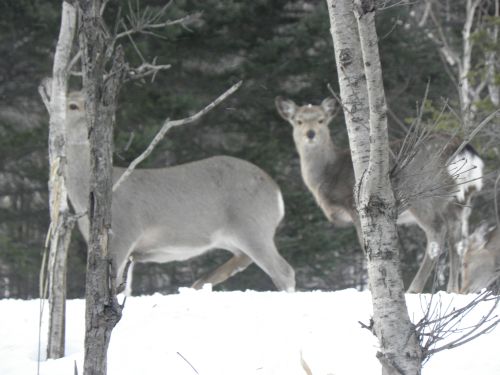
[77,1,126,374]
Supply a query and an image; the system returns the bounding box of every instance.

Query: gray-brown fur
[461,224,500,293]
[276,96,484,293]
[66,92,295,292]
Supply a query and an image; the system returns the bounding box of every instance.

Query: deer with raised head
[65,91,295,293]
[460,223,500,293]
[275,96,484,293]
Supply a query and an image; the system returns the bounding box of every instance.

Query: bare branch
[416,289,500,363]
[300,351,313,375]
[115,0,201,41]
[495,172,500,227]
[68,51,81,73]
[100,0,111,16]
[113,80,243,191]
[176,352,199,375]
[38,78,51,113]
[449,109,500,161]
[418,0,432,27]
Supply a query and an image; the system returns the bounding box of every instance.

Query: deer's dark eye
[297,120,303,126]
[69,103,79,111]
[318,118,324,124]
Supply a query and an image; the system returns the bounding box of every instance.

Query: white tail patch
[447,148,484,202]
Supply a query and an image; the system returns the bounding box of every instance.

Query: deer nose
[306,130,315,140]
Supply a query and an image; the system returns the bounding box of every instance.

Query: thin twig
[177,352,199,375]
[449,109,500,162]
[417,289,500,363]
[38,81,51,113]
[300,351,313,375]
[495,173,500,227]
[68,51,82,73]
[113,80,242,191]
[116,9,201,40]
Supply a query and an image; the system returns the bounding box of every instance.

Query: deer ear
[321,97,337,118]
[275,97,297,122]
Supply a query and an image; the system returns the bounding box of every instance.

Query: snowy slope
[0,288,498,375]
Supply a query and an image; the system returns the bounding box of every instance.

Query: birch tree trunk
[487,0,499,107]
[44,1,77,359]
[77,0,126,373]
[460,0,482,132]
[416,0,494,132]
[327,0,422,373]
[326,0,370,183]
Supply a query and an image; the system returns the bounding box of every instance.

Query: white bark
[487,0,499,106]
[326,0,370,183]
[354,3,422,373]
[327,0,422,373]
[420,0,492,132]
[43,1,77,359]
[460,0,482,131]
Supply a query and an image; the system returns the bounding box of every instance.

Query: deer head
[66,91,88,146]
[275,97,337,153]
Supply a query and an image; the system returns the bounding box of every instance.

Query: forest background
[1,0,499,298]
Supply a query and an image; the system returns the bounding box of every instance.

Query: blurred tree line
[0,0,498,298]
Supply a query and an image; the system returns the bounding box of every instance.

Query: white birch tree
[413,0,500,131]
[326,0,422,373]
[38,0,77,359]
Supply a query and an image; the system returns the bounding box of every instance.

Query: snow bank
[0,289,498,375]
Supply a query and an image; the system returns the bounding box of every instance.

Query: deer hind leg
[407,205,448,293]
[228,231,295,292]
[407,251,437,293]
[246,242,295,292]
[446,212,463,293]
[191,253,253,290]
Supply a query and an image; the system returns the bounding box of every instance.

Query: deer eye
[297,120,303,126]
[69,103,79,110]
[318,118,324,124]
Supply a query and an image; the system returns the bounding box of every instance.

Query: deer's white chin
[303,138,317,146]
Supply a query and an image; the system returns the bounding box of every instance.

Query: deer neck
[65,140,91,215]
[298,137,338,193]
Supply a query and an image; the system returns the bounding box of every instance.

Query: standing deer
[460,223,500,293]
[65,91,295,293]
[275,96,484,293]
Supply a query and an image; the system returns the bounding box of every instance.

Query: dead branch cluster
[416,289,500,363]
[69,0,201,83]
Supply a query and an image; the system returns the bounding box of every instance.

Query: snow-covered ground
[1,288,499,375]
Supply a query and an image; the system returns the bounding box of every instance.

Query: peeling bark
[44,1,77,359]
[327,0,422,373]
[354,5,422,374]
[326,0,370,184]
[77,0,126,374]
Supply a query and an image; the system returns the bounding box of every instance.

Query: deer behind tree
[275,96,484,293]
[65,91,295,292]
[461,223,500,293]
